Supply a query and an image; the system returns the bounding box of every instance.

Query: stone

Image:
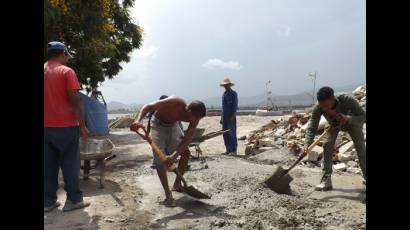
[338,141,354,154]
[301,122,309,132]
[238,136,246,140]
[294,128,303,138]
[337,153,352,162]
[258,138,275,147]
[308,146,322,161]
[347,161,358,168]
[334,163,347,171]
[335,134,343,147]
[347,167,361,174]
[274,128,286,137]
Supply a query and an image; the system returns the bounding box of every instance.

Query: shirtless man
[130,96,206,206]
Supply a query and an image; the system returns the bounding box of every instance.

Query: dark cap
[47,41,73,58]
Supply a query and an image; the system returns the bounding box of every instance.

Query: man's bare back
[153,97,190,124]
[131,96,205,162]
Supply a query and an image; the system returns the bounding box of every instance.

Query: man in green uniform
[304,86,366,191]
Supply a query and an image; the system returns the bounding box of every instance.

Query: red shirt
[44,60,81,127]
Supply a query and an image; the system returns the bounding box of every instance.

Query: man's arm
[135,99,169,123]
[230,91,238,120]
[68,90,88,138]
[174,120,198,157]
[304,105,322,147]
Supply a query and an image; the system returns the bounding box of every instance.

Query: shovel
[264,127,331,194]
[134,125,211,199]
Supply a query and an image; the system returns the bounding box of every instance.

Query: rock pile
[243,85,366,175]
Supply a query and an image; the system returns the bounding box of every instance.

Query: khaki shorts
[150,116,183,169]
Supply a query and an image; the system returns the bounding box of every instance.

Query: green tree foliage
[44,0,143,91]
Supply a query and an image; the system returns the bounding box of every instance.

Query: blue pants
[222,117,237,152]
[44,126,83,206]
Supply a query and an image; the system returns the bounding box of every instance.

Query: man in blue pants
[220,77,238,155]
[44,41,90,212]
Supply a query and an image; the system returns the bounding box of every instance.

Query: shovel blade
[264,166,293,194]
[184,186,211,199]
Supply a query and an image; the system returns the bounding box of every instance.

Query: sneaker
[315,174,333,191]
[62,200,90,212]
[228,151,237,156]
[150,164,157,169]
[221,151,229,155]
[44,201,61,213]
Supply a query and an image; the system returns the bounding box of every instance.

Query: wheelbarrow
[80,138,115,189]
[188,129,230,169]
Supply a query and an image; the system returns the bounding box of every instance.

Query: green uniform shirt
[305,94,366,147]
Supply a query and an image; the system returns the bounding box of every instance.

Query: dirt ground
[44,115,366,230]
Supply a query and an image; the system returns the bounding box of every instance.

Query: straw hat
[220,77,234,86]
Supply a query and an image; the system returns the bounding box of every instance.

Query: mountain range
[107,84,362,110]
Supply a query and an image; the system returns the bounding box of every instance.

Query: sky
[100,0,366,104]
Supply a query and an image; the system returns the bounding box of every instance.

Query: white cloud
[201,58,242,70]
[136,45,158,58]
[276,26,291,37]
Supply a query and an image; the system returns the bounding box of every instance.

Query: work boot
[315,174,333,191]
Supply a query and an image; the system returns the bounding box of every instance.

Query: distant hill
[107,101,141,111]
[203,84,362,107]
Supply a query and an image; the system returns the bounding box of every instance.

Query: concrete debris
[347,161,358,168]
[338,141,354,155]
[307,146,322,162]
[274,128,287,137]
[337,153,352,162]
[347,167,361,174]
[333,163,347,171]
[108,114,138,129]
[258,138,276,147]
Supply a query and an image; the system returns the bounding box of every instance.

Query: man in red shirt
[44,41,90,212]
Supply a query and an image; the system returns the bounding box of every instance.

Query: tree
[44,0,143,91]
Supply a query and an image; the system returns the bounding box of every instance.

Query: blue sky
[100,0,365,104]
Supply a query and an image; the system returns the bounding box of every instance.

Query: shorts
[150,116,183,169]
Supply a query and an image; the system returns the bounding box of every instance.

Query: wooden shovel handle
[306,128,329,154]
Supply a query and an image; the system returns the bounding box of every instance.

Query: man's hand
[130,122,144,132]
[299,146,309,158]
[164,154,179,169]
[80,126,89,140]
[335,113,348,126]
[219,119,223,125]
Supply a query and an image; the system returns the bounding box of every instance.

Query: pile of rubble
[352,84,366,111]
[108,113,138,129]
[243,85,366,175]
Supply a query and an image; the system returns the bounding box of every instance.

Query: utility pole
[308,71,317,105]
[265,81,271,109]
